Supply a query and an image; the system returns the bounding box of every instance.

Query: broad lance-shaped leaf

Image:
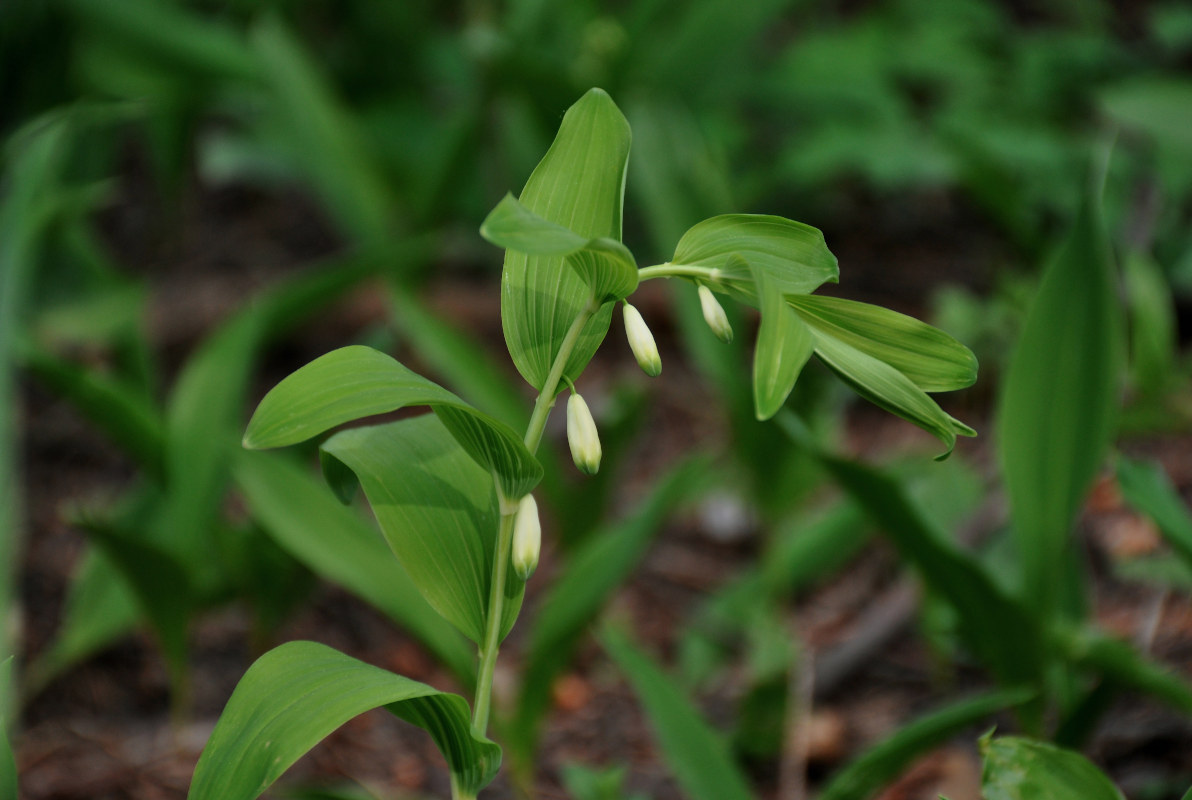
[670,214,839,301]
[320,416,523,645]
[499,88,631,391]
[188,641,500,800]
[998,191,1122,619]
[751,262,814,420]
[786,294,977,392]
[481,194,638,303]
[980,735,1124,800]
[811,331,974,458]
[233,450,475,683]
[243,345,541,499]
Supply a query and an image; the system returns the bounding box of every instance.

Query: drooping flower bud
[698,284,733,344]
[566,391,602,475]
[623,302,662,377]
[511,494,541,581]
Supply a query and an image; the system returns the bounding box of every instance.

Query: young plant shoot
[189,88,976,800]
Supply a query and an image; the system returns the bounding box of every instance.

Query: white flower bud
[698,284,733,344]
[623,303,662,377]
[566,391,602,475]
[511,494,541,581]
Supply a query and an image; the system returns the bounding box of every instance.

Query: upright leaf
[233,450,475,683]
[602,628,755,800]
[998,194,1122,619]
[751,263,815,420]
[980,735,1124,800]
[189,641,500,800]
[320,417,522,644]
[500,88,631,391]
[243,346,541,499]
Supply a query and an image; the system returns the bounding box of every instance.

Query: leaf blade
[188,641,500,800]
[499,89,632,390]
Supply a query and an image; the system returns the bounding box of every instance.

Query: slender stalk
[637,263,723,282]
[471,501,517,737]
[469,295,601,741]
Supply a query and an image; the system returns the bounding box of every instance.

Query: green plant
[188,87,977,799]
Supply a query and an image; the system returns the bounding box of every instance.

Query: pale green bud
[567,391,602,475]
[698,284,733,343]
[511,494,540,581]
[623,303,662,377]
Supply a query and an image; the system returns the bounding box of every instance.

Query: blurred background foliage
[4,0,1192,797]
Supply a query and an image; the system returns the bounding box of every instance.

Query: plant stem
[471,500,517,737]
[469,296,601,740]
[637,263,724,282]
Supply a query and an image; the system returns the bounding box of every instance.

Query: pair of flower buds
[511,286,733,582]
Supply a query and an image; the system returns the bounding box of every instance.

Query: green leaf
[188,641,500,800]
[1058,628,1192,715]
[243,345,541,499]
[980,735,1124,800]
[233,450,475,684]
[320,416,522,645]
[671,214,839,300]
[165,311,264,586]
[787,295,977,392]
[1123,253,1177,395]
[1100,78,1192,154]
[480,194,638,303]
[65,0,259,82]
[499,88,631,391]
[998,193,1122,619]
[1116,457,1192,570]
[752,263,815,420]
[819,689,1034,800]
[602,627,755,800]
[388,287,529,429]
[76,517,195,678]
[509,459,707,762]
[22,345,164,478]
[806,447,1044,693]
[0,658,14,800]
[250,16,394,243]
[811,331,974,458]
[22,549,139,697]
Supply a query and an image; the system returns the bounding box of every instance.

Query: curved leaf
[812,331,974,458]
[787,294,977,392]
[980,735,1124,800]
[243,345,541,499]
[602,628,754,800]
[188,641,500,800]
[671,214,839,300]
[320,416,523,644]
[233,450,475,683]
[752,262,815,420]
[499,88,632,390]
[820,689,1034,800]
